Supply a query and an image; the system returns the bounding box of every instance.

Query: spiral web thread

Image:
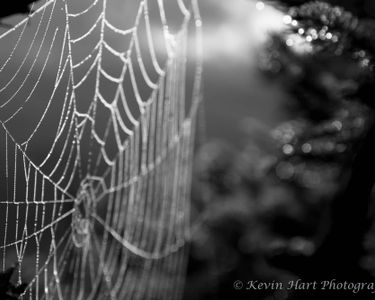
[0,0,202,299]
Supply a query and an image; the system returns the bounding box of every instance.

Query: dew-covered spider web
[0,0,202,298]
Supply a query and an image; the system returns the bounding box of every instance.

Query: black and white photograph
[0,0,375,299]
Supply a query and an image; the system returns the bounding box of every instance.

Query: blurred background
[197,0,290,146]
[185,0,375,300]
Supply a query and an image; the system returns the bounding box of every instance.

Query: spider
[0,264,28,300]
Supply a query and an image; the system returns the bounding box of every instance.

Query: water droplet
[358,50,366,58]
[283,15,292,25]
[321,15,328,24]
[302,143,312,153]
[282,144,294,155]
[332,120,342,131]
[286,39,294,47]
[361,58,370,67]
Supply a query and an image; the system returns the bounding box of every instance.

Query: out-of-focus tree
[186,1,375,299]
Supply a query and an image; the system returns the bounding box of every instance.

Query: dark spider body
[0,265,27,300]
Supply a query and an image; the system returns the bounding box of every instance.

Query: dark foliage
[187,1,375,299]
[267,0,375,18]
[258,2,375,296]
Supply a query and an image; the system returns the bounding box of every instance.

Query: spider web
[0,0,202,299]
